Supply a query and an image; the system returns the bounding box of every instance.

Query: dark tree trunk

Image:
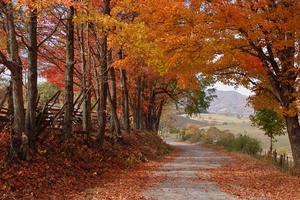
[97,0,111,144]
[120,68,130,134]
[108,50,117,131]
[285,115,300,169]
[26,9,38,152]
[155,100,164,132]
[62,6,75,141]
[146,86,156,131]
[107,86,121,137]
[78,23,91,134]
[8,81,13,115]
[97,35,108,143]
[117,49,130,133]
[135,77,144,130]
[269,134,273,154]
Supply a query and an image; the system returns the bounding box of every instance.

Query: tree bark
[155,100,164,132]
[285,115,300,169]
[62,6,75,141]
[135,77,144,130]
[107,86,121,137]
[8,81,13,115]
[269,134,273,154]
[26,9,38,152]
[146,86,156,131]
[78,23,91,134]
[108,50,117,131]
[3,2,26,160]
[97,0,110,144]
[120,67,130,133]
[97,35,108,143]
[117,48,130,134]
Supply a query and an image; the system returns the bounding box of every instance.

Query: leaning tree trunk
[62,6,75,141]
[26,9,38,152]
[155,100,164,132]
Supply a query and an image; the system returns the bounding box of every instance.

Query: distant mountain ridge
[208,90,253,116]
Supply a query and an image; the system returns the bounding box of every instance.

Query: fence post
[273,150,277,163]
[279,155,283,168]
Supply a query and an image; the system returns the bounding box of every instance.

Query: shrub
[180,124,204,141]
[180,126,262,156]
[217,134,262,156]
[206,127,234,143]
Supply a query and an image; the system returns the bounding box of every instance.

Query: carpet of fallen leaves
[0,131,174,200]
[198,147,300,200]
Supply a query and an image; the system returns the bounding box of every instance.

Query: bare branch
[37,19,62,48]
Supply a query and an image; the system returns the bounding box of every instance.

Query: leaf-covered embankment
[0,132,172,200]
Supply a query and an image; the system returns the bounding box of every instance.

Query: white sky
[214,82,254,96]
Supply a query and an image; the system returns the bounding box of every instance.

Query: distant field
[185,113,291,153]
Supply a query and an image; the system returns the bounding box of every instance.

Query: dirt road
[143,141,237,200]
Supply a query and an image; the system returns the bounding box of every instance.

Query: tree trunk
[78,23,91,134]
[4,2,26,160]
[62,6,75,141]
[136,77,143,130]
[108,50,117,131]
[10,68,26,158]
[285,115,300,169]
[155,100,164,132]
[97,36,108,143]
[26,9,38,152]
[97,0,111,144]
[146,86,156,131]
[107,86,121,137]
[8,81,13,115]
[269,134,273,154]
[120,68,130,134]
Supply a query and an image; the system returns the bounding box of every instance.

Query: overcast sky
[214,82,254,96]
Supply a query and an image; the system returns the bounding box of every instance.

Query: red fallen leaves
[0,132,173,200]
[72,152,176,200]
[199,148,300,200]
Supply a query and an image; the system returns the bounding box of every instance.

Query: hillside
[208,90,253,116]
